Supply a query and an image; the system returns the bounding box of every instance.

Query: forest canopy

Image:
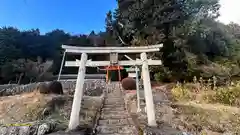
[1,0,240,84]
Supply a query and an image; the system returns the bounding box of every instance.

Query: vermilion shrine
[58,44,163,130]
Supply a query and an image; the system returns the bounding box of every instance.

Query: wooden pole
[141,52,157,126]
[106,66,110,83]
[135,66,141,112]
[68,53,88,130]
[118,65,121,81]
[124,55,141,112]
[106,67,109,82]
[57,51,66,81]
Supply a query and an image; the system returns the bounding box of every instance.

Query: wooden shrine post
[124,55,141,112]
[61,44,163,130]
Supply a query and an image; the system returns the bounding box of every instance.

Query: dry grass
[171,79,240,106]
[0,90,103,130]
[169,78,240,134]
[0,91,47,124]
[172,102,240,134]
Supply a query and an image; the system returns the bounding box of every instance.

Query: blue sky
[0,0,239,35]
[0,0,117,35]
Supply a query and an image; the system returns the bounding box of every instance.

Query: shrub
[214,87,240,105]
[121,77,136,90]
[203,84,240,106]
[171,83,191,101]
[154,68,173,82]
[48,81,64,95]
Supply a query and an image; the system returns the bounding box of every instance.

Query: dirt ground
[1,83,240,134]
[126,84,240,135]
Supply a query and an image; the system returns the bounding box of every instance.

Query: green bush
[154,67,173,82]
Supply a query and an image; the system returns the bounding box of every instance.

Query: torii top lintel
[62,44,163,54]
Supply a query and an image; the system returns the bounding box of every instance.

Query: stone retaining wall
[0,120,57,135]
[0,84,19,91]
[0,83,38,97]
[0,79,106,97]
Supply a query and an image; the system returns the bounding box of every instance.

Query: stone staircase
[95,82,137,135]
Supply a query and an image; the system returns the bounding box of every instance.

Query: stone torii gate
[60,44,163,130]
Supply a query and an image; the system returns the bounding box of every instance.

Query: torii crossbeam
[60,44,163,130]
[65,59,162,67]
[62,44,163,53]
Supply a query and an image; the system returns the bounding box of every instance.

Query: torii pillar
[68,53,88,130]
[141,52,157,126]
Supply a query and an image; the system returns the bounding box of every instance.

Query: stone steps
[48,131,85,135]
[100,113,131,119]
[102,106,125,112]
[101,110,128,114]
[104,100,124,105]
[98,133,129,135]
[98,118,134,125]
[103,104,125,108]
[96,125,135,134]
[106,95,122,98]
[104,97,123,101]
[96,82,136,135]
